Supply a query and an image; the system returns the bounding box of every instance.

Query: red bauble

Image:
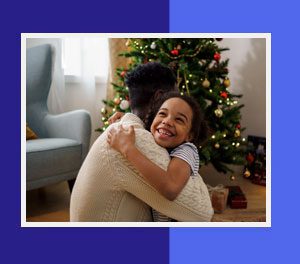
[120,71,126,78]
[170,49,179,56]
[220,91,228,99]
[214,52,221,61]
[246,153,255,164]
[236,124,241,129]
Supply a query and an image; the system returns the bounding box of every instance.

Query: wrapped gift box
[227,186,247,209]
[207,185,229,213]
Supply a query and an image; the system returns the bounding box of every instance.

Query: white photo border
[21,33,271,228]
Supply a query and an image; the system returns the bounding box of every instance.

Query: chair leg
[68,179,76,193]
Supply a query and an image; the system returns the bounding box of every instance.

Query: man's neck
[132,108,147,121]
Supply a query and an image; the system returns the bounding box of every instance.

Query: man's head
[125,62,177,119]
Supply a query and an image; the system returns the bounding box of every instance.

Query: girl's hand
[108,112,125,124]
[107,125,136,157]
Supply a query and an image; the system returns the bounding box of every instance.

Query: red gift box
[227,186,247,209]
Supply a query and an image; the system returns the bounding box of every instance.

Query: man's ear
[153,90,163,101]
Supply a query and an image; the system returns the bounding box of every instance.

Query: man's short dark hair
[125,62,177,110]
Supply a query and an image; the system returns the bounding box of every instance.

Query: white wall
[222,38,266,138]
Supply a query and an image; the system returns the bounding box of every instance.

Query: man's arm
[109,123,213,222]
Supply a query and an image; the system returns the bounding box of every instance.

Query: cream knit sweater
[70,113,213,222]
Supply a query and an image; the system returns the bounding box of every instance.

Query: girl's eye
[158,111,166,116]
[176,118,184,123]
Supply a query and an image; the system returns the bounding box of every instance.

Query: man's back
[70,113,213,222]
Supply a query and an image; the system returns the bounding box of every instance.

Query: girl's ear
[186,132,194,142]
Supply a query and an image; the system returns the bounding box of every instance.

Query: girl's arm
[107,125,190,200]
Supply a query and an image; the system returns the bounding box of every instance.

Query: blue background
[2,0,299,262]
[169,0,300,263]
[2,1,169,264]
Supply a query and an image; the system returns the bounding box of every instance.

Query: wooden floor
[26,182,70,222]
[26,177,266,222]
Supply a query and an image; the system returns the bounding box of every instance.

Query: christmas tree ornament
[114,97,121,105]
[120,99,130,110]
[234,129,241,137]
[101,107,107,114]
[202,78,210,88]
[230,175,236,181]
[236,124,241,129]
[214,143,220,149]
[214,52,221,61]
[214,108,223,118]
[223,78,231,88]
[120,71,126,78]
[220,91,228,99]
[244,169,251,178]
[170,49,179,56]
[150,42,156,49]
[246,153,255,164]
[177,44,182,50]
[125,39,131,47]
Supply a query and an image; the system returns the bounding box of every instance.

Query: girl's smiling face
[150,97,193,148]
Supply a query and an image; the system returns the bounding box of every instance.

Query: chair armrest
[44,110,91,159]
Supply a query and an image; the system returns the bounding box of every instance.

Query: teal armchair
[26,44,91,191]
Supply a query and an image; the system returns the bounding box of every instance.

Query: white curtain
[48,38,66,114]
[61,37,110,144]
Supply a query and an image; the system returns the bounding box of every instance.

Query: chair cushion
[26,138,82,182]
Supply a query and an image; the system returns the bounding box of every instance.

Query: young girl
[107,92,207,221]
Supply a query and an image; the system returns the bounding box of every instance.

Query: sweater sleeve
[112,122,213,222]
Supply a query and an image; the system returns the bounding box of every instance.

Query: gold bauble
[214,108,223,118]
[114,97,121,105]
[223,78,231,88]
[244,169,251,178]
[202,78,210,88]
[234,129,241,137]
[230,175,236,181]
[214,143,220,149]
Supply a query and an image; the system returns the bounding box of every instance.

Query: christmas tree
[97,38,246,174]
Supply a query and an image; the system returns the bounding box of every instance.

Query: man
[70,62,213,221]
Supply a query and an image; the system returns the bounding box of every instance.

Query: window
[62,37,109,83]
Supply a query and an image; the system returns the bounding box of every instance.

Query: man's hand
[107,125,136,158]
[108,112,125,124]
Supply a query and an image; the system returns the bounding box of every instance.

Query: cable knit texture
[70,113,213,222]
